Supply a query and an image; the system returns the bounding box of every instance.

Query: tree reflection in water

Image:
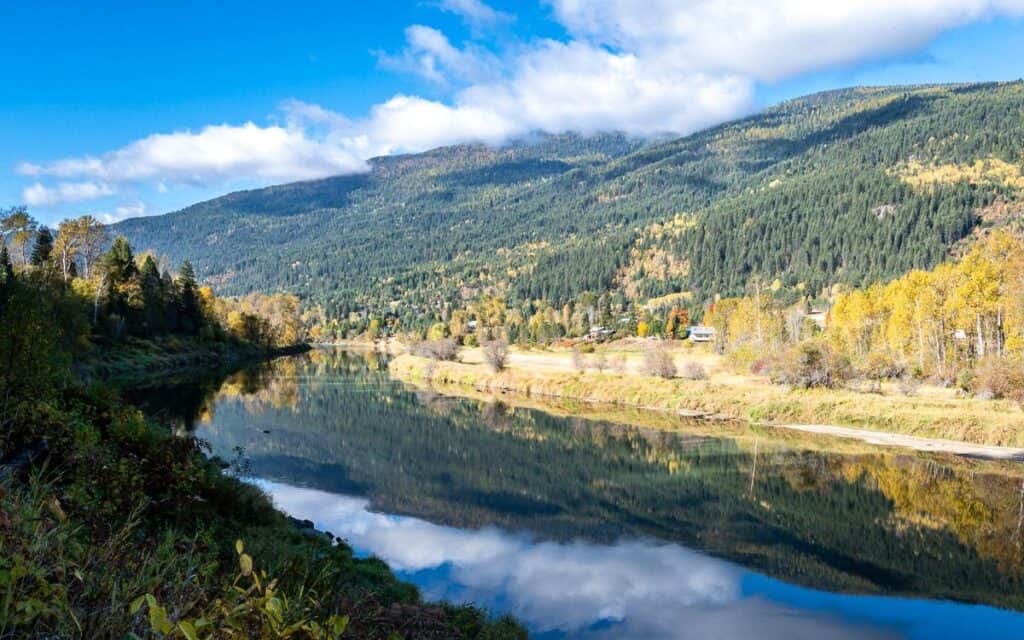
[129,349,1024,638]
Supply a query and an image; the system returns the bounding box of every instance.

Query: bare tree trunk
[997,308,1005,357]
[754,279,763,347]
[61,247,71,283]
[915,311,925,373]
[976,314,985,359]
[93,273,107,325]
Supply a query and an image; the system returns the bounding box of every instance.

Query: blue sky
[3,0,1023,225]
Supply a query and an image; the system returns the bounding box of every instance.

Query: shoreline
[389,352,1024,460]
[73,336,312,384]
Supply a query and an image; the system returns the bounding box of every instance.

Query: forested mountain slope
[116,82,1024,327]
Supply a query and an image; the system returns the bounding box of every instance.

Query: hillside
[116,82,1024,328]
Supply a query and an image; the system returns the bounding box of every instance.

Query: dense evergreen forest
[113,82,1024,337]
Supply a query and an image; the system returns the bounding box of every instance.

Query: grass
[390,353,1024,448]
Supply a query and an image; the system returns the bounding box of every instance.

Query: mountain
[115,82,1024,325]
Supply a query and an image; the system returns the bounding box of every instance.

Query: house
[588,325,615,340]
[688,326,716,343]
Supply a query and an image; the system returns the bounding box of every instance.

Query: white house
[688,326,716,343]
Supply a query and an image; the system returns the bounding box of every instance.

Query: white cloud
[261,480,900,640]
[18,0,1024,209]
[22,181,114,206]
[20,122,367,186]
[548,0,1024,82]
[377,25,501,85]
[436,0,514,28]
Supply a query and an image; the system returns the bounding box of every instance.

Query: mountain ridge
[114,81,1024,329]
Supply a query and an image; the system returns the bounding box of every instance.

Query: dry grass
[390,353,1024,448]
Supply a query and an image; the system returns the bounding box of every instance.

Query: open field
[388,341,1024,457]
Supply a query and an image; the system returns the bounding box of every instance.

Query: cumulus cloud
[260,480,899,640]
[22,181,114,206]
[18,0,1024,210]
[376,25,501,85]
[549,0,1024,82]
[20,122,367,186]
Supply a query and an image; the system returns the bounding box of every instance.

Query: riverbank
[73,335,312,383]
[389,351,1024,456]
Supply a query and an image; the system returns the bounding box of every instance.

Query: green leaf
[130,595,146,615]
[235,539,244,555]
[331,614,349,637]
[149,602,172,635]
[179,620,198,640]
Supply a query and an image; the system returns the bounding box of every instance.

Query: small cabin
[688,326,716,343]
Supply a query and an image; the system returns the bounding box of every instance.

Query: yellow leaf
[239,553,253,576]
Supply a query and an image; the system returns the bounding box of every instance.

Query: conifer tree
[176,260,201,333]
[30,227,53,266]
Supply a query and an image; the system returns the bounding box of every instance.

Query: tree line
[0,207,305,354]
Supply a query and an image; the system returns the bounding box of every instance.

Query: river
[130,349,1024,639]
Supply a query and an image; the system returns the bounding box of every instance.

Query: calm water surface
[132,349,1024,639]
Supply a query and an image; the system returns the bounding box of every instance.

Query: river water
[132,349,1024,639]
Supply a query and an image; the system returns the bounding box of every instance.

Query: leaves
[239,553,253,577]
[178,620,198,640]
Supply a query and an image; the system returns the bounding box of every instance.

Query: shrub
[898,375,921,397]
[414,338,458,361]
[642,348,677,379]
[571,347,586,372]
[956,368,975,393]
[482,339,509,372]
[591,352,608,372]
[861,351,905,384]
[681,361,707,380]
[768,340,851,389]
[969,357,1024,402]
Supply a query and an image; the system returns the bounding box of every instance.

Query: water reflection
[263,480,1024,640]
[129,349,1024,638]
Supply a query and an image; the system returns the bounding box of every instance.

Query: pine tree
[176,260,202,333]
[139,255,164,334]
[0,244,12,288]
[105,236,137,285]
[31,227,53,266]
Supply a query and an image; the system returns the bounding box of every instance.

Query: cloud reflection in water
[259,480,897,640]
